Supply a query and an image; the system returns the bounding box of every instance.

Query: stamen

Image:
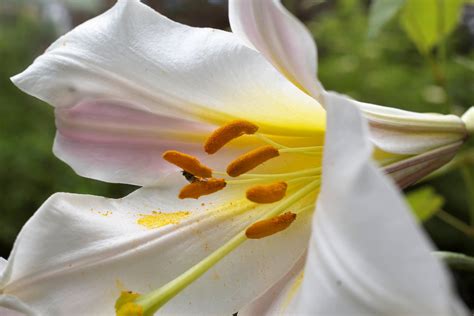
[227,145,280,177]
[179,178,226,199]
[246,181,288,203]
[245,212,297,239]
[163,150,212,178]
[204,120,259,154]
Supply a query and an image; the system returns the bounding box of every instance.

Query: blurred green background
[1,0,473,309]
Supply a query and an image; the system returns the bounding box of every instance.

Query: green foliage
[367,0,405,38]
[406,186,444,221]
[399,0,464,55]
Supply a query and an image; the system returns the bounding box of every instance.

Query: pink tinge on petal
[54,99,217,186]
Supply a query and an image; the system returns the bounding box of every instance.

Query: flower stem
[436,210,474,237]
[434,251,474,273]
[460,166,474,226]
[136,180,320,314]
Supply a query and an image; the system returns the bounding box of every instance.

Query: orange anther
[226,145,279,177]
[246,182,288,203]
[163,150,212,178]
[179,178,226,199]
[204,120,259,154]
[245,212,297,239]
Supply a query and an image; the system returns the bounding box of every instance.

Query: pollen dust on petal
[137,211,191,229]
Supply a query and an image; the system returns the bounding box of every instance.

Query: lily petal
[294,93,466,314]
[0,174,310,315]
[12,0,325,137]
[229,0,323,100]
[239,253,305,315]
[325,91,467,155]
[53,99,221,186]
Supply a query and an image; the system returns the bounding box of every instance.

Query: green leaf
[399,0,464,55]
[367,0,406,38]
[406,186,445,221]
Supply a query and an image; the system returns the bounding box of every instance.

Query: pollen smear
[204,120,259,154]
[163,150,212,178]
[115,291,143,316]
[246,212,297,239]
[179,178,226,199]
[246,181,288,203]
[226,145,279,177]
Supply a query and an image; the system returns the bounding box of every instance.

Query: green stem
[436,210,474,237]
[136,180,320,314]
[461,166,474,226]
[434,251,474,272]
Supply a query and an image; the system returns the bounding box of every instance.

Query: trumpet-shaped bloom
[4,0,470,315]
[0,83,466,316]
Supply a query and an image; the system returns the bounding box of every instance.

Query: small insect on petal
[179,178,227,199]
[227,145,279,177]
[204,120,259,154]
[246,212,297,239]
[163,150,212,178]
[246,181,288,203]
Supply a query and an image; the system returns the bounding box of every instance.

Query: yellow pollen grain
[246,181,288,204]
[162,150,212,178]
[179,178,226,199]
[204,120,259,154]
[226,145,279,177]
[137,211,190,229]
[245,212,297,239]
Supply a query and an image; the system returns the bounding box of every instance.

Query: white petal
[294,94,467,315]
[325,91,466,155]
[0,295,35,316]
[12,0,325,137]
[239,253,305,316]
[53,99,234,186]
[1,174,310,315]
[229,0,323,100]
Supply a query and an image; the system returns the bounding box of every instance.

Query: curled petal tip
[462,107,474,135]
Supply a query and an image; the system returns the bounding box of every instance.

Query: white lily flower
[11,0,471,189]
[3,0,470,314]
[0,81,466,316]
